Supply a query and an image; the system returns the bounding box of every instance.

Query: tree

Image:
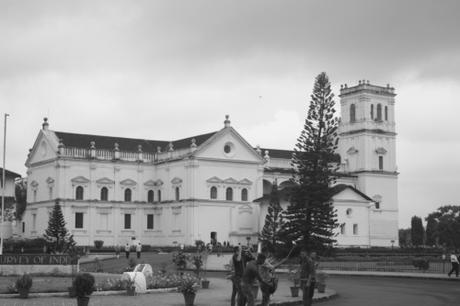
[425,216,438,247]
[14,179,27,221]
[43,200,75,253]
[259,181,286,254]
[410,216,424,247]
[284,72,339,251]
[398,228,411,247]
[425,205,460,249]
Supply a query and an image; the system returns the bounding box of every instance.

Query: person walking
[136,242,142,259]
[230,246,244,306]
[448,250,459,277]
[240,253,269,306]
[299,249,317,306]
[125,243,131,259]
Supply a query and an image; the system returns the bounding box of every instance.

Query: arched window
[376,104,382,121]
[350,104,356,122]
[226,187,233,201]
[147,190,154,203]
[384,106,388,121]
[175,187,180,201]
[379,156,384,170]
[241,188,248,201]
[100,187,108,201]
[158,190,162,202]
[75,186,84,200]
[124,188,132,202]
[210,186,217,199]
[370,104,374,119]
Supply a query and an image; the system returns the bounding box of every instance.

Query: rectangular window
[33,190,37,202]
[353,224,358,235]
[340,224,345,235]
[375,202,380,209]
[124,214,131,229]
[378,156,383,170]
[147,214,154,229]
[75,212,84,229]
[22,222,25,233]
[49,187,53,200]
[32,214,37,230]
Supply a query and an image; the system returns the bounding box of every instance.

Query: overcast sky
[1,0,459,228]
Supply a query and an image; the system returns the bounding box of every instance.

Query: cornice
[339,129,397,137]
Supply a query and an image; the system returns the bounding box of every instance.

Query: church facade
[21,81,399,248]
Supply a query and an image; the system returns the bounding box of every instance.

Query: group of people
[229,245,317,306]
[114,242,143,259]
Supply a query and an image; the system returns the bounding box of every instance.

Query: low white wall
[0,264,77,276]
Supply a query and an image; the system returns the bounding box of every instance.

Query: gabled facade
[22,82,399,248]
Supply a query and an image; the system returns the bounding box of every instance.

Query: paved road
[322,275,460,306]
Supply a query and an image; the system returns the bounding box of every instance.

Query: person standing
[299,249,317,306]
[240,253,269,306]
[230,246,244,306]
[136,242,142,259]
[448,250,459,277]
[125,243,131,259]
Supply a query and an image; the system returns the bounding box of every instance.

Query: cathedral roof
[54,130,217,153]
[330,184,374,202]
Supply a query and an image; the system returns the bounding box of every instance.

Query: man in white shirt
[447,251,459,277]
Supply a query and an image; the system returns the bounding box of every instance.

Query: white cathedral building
[21,81,399,248]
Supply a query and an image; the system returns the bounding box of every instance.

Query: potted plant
[288,268,300,297]
[73,273,95,306]
[315,271,328,293]
[178,273,200,306]
[16,274,33,299]
[125,274,136,296]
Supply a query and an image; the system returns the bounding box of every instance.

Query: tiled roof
[54,131,218,153]
[0,168,21,178]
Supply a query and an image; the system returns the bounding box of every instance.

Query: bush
[412,258,430,271]
[172,251,189,270]
[73,273,95,297]
[16,274,33,290]
[94,240,104,249]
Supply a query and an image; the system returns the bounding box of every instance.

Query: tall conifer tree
[285,72,339,250]
[43,200,75,253]
[260,181,285,253]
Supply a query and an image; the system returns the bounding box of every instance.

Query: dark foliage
[425,205,460,249]
[43,200,76,254]
[410,216,424,247]
[284,72,339,251]
[14,180,27,221]
[259,182,286,254]
[73,273,95,297]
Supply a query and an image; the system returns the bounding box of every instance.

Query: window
[75,186,84,200]
[379,156,384,170]
[375,202,380,209]
[350,104,356,122]
[175,187,180,201]
[49,187,53,200]
[241,188,248,201]
[210,186,217,199]
[340,224,345,235]
[385,106,388,121]
[226,187,233,201]
[370,104,374,119]
[75,212,84,229]
[124,214,131,229]
[158,190,162,202]
[22,222,25,233]
[346,208,353,217]
[124,188,132,202]
[376,104,382,121]
[224,144,231,154]
[33,190,37,202]
[147,214,154,229]
[147,190,154,203]
[32,214,36,230]
[100,187,108,201]
[353,224,358,235]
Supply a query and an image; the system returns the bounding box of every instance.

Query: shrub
[73,273,95,297]
[94,240,104,249]
[16,274,33,291]
[177,273,200,294]
[412,258,430,271]
[172,251,189,270]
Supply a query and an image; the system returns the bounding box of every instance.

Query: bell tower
[338,80,399,246]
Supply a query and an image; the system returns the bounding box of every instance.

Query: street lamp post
[1,113,9,256]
